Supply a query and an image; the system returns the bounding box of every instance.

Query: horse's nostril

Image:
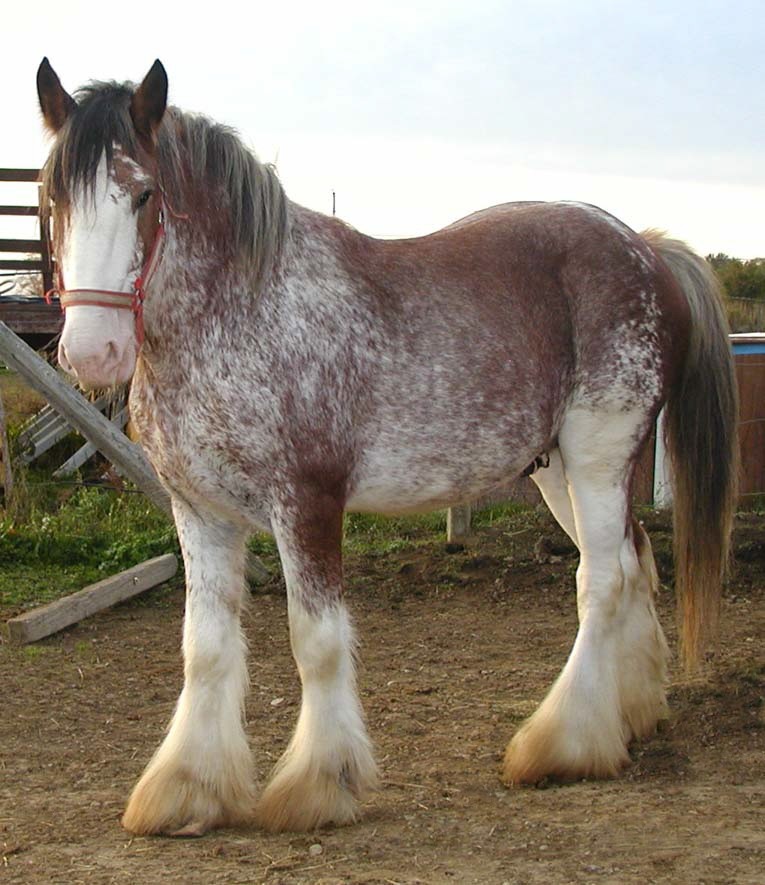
[58,342,74,375]
[105,340,120,364]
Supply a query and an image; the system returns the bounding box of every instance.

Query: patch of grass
[470,500,535,529]
[22,644,48,661]
[0,483,177,609]
[343,502,535,556]
[247,532,280,571]
[0,563,104,609]
[343,511,446,555]
[0,369,46,427]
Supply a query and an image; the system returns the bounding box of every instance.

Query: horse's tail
[642,230,739,672]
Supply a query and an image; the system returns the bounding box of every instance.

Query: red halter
[45,201,166,346]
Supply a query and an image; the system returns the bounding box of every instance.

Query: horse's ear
[130,60,168,149]
[37,58,76,133]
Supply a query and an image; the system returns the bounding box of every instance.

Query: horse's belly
[346,438,538,515]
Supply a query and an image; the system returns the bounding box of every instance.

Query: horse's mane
[42,80,289,289]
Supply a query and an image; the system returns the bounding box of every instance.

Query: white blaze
[58,154,141,389]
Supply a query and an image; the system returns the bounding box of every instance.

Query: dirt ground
[1,508,763,885]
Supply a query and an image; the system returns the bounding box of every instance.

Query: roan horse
[36,59,737,836]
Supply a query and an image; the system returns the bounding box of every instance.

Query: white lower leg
[504,533,667,784]
[504,416,668,784]
[617,522,669,739]
[257,603,378,831]
[123,508,255,835]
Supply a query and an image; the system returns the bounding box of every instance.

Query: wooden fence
[727,298,765,334]
[0,169,61,341]
[0,168,53,292]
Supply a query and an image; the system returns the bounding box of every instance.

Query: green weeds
[0,483,177,609]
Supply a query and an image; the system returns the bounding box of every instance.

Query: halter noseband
[45,200,166,346]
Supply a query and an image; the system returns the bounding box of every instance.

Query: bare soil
[1,508,763,885]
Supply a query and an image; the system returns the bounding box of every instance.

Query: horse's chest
[129,375,272,522]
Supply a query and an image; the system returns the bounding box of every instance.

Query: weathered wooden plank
[0,238,43,253]
[0,322,172,515]
[0,206,39,217]
[20,393,113,462]
[0,386,12,501]
[19,405,60,444]
[0,259,44,271]
[0,303,61,335]
[17,403,58,448]
[6,554,179,644]
[0,169,40,183]
[447,505,472,541]
[20,412,71,463]
[53,408,128,476]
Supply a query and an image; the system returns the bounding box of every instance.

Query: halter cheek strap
[45,203,166,346]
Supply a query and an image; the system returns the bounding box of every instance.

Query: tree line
[707,254,765,302]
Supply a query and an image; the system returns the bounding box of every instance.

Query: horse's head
[37,59,168,390]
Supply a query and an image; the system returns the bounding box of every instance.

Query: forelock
[41,81,141,211]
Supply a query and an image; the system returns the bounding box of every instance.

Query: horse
[36,58,738,837]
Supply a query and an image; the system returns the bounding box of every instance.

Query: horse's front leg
[122,501,254,836]
[256,492,378,832]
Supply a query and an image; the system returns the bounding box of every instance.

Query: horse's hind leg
[256,494,378,832]
[122,502,254,836]
[503,406,669,785]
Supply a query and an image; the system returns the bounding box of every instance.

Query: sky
[3,0,764,257]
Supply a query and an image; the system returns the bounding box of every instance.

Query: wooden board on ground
[6,554,178,644]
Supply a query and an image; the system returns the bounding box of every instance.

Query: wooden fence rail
[0,168,55,309]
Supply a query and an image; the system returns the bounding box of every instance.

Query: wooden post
[6,554,178,644]
[652,408,673,508]
[38,180,54,297]
[447,505,471,542]
[0,385,12,502]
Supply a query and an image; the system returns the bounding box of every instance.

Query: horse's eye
[136,190,153,208]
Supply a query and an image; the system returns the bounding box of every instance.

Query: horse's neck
[144,203,371,369]
[147,222,263,343]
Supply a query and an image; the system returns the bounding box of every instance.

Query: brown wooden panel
[0,238,44,253]
[0,302,62,334]
[0,259,44,271]
[0,169,40,183]
[734,353,765,498]
[735,355,765,422]
[0,206,39,217]
[738,419,765,497]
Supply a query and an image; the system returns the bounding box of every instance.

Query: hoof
[122,763,255,836]
[256,750,378,833]
[501,702,630,786]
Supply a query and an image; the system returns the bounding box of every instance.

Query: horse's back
[363,200,689,404]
